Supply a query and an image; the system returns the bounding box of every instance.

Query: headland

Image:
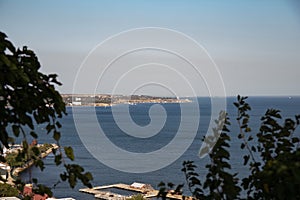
[62,94,192,107]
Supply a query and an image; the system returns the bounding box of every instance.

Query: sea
[19,96,300,199]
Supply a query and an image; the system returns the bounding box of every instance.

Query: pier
[80,182,192,200]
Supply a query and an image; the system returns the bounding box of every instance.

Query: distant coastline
[62,94,192,107]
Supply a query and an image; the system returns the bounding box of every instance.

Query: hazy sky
[1,0,300,97]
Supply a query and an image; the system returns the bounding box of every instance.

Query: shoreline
[66,99,192,107]
[11,144,59,177]
[62,94,192,107]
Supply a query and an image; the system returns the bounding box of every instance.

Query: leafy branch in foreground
[157,181,184,200]
[0,31,93,196]
[202,111,241,200]
[159,96,300,200]
[235,96,300,199]
[181,160,203,199]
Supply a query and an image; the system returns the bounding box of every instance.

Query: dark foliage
[159,96,300,200]
[0,32,93,196]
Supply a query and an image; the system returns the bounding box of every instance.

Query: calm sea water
[20,96,300,199]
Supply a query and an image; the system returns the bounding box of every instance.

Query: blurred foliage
[159,96,300,200]
[0,183,19,197]
[5,143,53,168]
[158,181,184,200]
[0,31,93,196]
[236,96,300,199]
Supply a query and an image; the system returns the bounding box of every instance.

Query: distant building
[0,162,10,181]
[23,184,48,200]
[72,101,82,106]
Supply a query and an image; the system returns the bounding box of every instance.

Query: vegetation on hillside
[0,183,19,197]
[5,143,54,168]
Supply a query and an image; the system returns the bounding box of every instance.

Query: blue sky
[1,0,300,96]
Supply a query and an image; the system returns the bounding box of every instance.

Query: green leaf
[22,140,29,151]
[35,159,45,171]
[240,143,245,149]
[243,155,250,165]
[64,146,74,161]
[248,135,253,141]
[53,131,61,141]
[56,121,62,128]
[292,137,299,143]
[84,172,93,181]
[32,178,38,184]
[60,173,67,181]
[12,125,20,137]
[55,154,62,166]
[46,124,55,133]
[157,181,166,187]
[52,148,57,155]
[167,182,174,188]
[245,127,251,132]
[233,102,239,108]
[30,131,38,139]
[31,146,40,156]
[69,173,76,188]
[296,115,300,125]
[242,118,249,125]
